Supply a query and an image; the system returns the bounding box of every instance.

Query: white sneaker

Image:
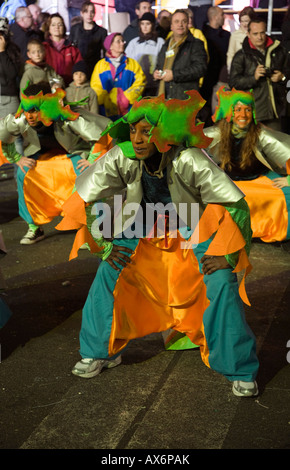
[20,227,44,245]
[72,355,122,379]
[232,380,259,397]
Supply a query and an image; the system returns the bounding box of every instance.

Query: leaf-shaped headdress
[102,91,212,157]
[212,86,257,124]
[16,86,80,126]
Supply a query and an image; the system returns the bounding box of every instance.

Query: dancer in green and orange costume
[205,86,290,247]
[0,81,112,245]
[61,91,259,397]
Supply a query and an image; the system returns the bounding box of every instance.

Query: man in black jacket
[122,1,152,47]
[229,18,289,130]
[201,6,230,104]
[153,9,207,100]
[9,6,43,61]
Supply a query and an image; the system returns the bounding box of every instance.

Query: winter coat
[125,36,165,95]
[20,61,65,93]
[227,28,247,73]
[123,18,139,47]
[43,38,82,86]
[229,36,289,122]
[65,81,99,114]
[200,25,230,101]
[281,20,290,53]
[90,54,146,121]
[69,22,107,78]
[155,33,207,99]
[9,22,44,60]
[0,50,20,96]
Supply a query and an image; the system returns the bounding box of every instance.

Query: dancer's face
[129,120,156,160]
[233,102,253,129]
[24,109,40,127]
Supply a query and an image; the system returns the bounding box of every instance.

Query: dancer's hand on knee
[272,177,289,189]
[76,158,91,172]
[17,156,36,173]
[201,255,231,275]
[106,244,134,271]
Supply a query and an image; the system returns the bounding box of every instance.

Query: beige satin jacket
[204,125,290,174]
[0,108,111,159]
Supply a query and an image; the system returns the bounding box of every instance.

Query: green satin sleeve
[223,198,252,267]
[86,148,101,165]
[85,203,113,261]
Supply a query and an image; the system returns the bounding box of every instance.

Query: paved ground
[0,164,290,453]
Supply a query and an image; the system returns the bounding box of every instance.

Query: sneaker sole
[72,356,121,379]
[20,235,45,245]
[232,384,259,397]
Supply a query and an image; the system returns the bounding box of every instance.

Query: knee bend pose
[0,81,112,245]
[66,91,259,397]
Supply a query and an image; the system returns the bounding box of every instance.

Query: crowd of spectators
[0,0,289,129]
[0,2,289,385]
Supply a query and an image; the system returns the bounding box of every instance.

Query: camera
[264,67,274,78]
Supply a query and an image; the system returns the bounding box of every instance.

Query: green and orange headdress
[102,91,212,158]
[212,86,257,124]
[16,86,80,126]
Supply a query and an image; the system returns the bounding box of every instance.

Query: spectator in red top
[43,13,82,86]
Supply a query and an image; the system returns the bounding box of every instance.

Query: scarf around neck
[158,34,187,96]
[231,122,249,139]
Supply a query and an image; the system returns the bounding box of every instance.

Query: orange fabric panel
[183,203,252,305]
[24,136,113,227]
[23,153,77,225]
[91,134,113,159]
[55,136,113,258]
[109,233,210,364]
[236,177,288,242]
[55,191,104,260]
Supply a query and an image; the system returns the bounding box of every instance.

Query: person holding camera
[153,9,207,99]
[229,18,289,131]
